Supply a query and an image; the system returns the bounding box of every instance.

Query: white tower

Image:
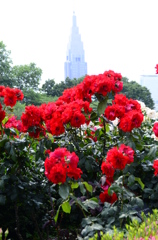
[64,12,87,79]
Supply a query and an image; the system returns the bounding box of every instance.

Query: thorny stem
[48,184,54,212]
[15,202,24,240]
[103,118,106,155]
[120,175,124,228]
[0,123,3,138]
[31,211,44,240]
[75,201,87,218]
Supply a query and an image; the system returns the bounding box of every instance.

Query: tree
[42,76,85,97]
[41,79,55,95]
[12,63,42,91]
[22,88,57,106]
[0,41,15,87]
[121,77,154,109]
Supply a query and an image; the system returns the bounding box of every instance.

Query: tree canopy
[0,41,15,87]
[42,76,85,97]
[41,79,55,95]
[121,77,154,109]
[12,63,42,91]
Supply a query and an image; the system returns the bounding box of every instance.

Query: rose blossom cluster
[0,86,24,124]
[5,116,22,132]
[18,70,123,137]
[44,148,82,184]
[0,70,123,138]
[0,86,24,108]
[104,93,144,132]
[99,144,134,203]
[59,70,122,104]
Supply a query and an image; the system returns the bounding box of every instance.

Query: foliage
[22,89,57,106]
[88,209,158,240]
[12,63,42,91]
[121,77,154,109]
[13,101,26,119]
[41,79,55,95]
[0,41,15,87]
[42,76,84,97]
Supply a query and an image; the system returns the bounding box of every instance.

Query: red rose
[71,111,85,128]
[99,189,117,204]
[153,160,158,176]
[67,166,83,180]
[153,122,158,137]
[3,87,17,107]
[106,147,129,170]
[49,164,67,184]
[119,115,132,132]
[101,162,115,177]
[119,144,134,164]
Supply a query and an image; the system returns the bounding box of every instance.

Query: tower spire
[64,12,87,80]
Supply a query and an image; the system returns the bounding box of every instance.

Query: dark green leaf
[59,183,69,200]
[97,98,107,115]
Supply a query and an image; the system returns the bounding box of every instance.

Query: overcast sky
[1,0,158,85]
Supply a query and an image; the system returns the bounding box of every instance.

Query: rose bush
[0,69,158,239]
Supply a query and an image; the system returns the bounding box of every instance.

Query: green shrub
[89,209,158,240]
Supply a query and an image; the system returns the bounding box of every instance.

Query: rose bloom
[119,144,134,164]
[119,115,132,132]
[146,109,157,120]
[153,122,158,137]
[70,111,86,128]
[104,105,117,121]
[101,161,115,177]
[48,164,67,184]
[67,166,83,180]
[106,147,129,170]
[99,189,117,204]
[0,109,5,123]
[113,94,127,106]
[153,160,158,176]
[3,87,17,107]
[44,148,82,184]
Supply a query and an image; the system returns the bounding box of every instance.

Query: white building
[140,75,158,110]
[64,12,87,80]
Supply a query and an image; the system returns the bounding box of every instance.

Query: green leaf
[2,116,9,125]
[71,182,79,189]
[59,183,69,200]
[61,201,71,214]
[79,182,86,195]
[54,206,61,223]
[90,111,98,121]
[71,195,88,212]
[83,182,93,193]
[128,175,135,185]
[135,177,144,190]
[97,98,107,115]
[0,136,8,147]
[148,145,157,158]
[4,128,10,136]
[83,199,99,209]
[90,197,98,203]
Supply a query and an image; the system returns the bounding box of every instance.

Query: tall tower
[64,12,87,80]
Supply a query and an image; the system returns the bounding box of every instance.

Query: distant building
[140,75,158,110]
[64,12,87,80]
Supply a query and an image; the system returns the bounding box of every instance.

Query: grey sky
[0,0,158,84]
